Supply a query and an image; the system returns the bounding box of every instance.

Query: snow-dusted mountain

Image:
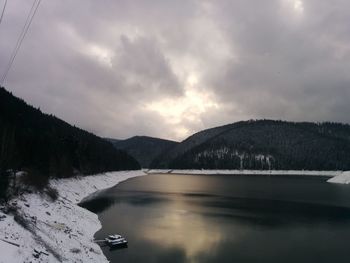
[151,120,350,170]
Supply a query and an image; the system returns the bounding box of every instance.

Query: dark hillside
[108,136,178,168]
[0,87,140,191]
[151,120,350,170]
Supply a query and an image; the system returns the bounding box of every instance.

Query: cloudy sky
[1,0,350,141]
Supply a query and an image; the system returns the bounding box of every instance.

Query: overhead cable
[0,0,8,26]
[1,0,42,85]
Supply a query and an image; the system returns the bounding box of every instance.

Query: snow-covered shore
[327,171,350,184]
[147,169,343,177]
[0,170,145,263]
[149,169,350,185]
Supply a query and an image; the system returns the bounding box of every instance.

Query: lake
[80,174,350,263]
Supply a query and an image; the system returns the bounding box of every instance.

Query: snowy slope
[0,170,145,263]
[327,171,350,184]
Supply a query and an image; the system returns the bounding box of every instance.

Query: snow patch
[327,171,350,184]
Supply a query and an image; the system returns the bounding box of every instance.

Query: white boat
[105,234,128,247]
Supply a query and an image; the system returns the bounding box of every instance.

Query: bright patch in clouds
[293,0,304,13]
[284,0,304,14]
[83,44,113,67]
[145,74,219,139]
[187,73,199,86]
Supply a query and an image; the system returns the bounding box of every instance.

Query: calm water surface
[80,174,350,263]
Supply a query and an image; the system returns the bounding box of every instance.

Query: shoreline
[147,169,343,177]
[0,170,146,263]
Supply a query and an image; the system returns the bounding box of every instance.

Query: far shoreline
[146,169,342,177]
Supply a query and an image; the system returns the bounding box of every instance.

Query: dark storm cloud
[1,0,350,140]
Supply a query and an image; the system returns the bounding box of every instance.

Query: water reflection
[81,190,350,225]
[81,174,350,263]
[140,200,222,261]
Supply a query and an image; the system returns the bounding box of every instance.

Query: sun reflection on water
[140,201,222,262]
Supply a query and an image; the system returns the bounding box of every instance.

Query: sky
[1,0,350,141]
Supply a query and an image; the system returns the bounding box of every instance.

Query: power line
[0,0,7,26]
[1,0,42,85]
[1,0,41,85]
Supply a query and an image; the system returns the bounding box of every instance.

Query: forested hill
[0,87,140,183]
[151,120,350,170]
[107,136,178,168]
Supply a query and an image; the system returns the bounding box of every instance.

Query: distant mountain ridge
[150,120,350,170]
[0,87,140,189]
[107,136,178,168]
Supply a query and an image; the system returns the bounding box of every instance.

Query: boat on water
[105,234,128,247]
